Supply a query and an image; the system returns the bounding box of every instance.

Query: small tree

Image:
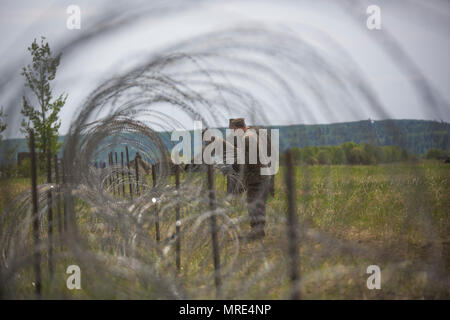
[21,37,67,160]
[317,149,331,165]
[331,146,345,164]
[0,107,17,179]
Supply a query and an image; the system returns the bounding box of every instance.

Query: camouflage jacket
[222,127,268,187]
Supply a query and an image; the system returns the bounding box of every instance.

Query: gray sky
[1,0,449,138]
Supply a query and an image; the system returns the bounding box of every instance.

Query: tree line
[274,119,450,155]
[280,142,448,166]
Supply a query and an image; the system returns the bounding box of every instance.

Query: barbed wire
[0,1,448,299]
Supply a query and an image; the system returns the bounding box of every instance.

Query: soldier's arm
[210,136,237,164]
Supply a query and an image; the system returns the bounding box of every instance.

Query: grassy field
[1,160,449,299]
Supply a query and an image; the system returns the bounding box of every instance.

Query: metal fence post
[135,155,140,196]
[46,148,54,280]
[126,147,133,199]
[285,150,300,300]
[121,152,125,196]
[29,129,42,297]
[152,164,160,242]
[115,152,120,196]
[54,155,62,249]
[207,164,221,297]
[175,165,181,271]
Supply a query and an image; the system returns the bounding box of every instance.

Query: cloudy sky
[1,0,449,138]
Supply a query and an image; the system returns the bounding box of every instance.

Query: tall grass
[0,161,449,299]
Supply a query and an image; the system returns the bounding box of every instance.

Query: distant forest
[270,119,449,154]
[1,119,449,165]
[280,142,450,166]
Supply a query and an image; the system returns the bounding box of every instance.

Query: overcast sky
[1,0,449,138]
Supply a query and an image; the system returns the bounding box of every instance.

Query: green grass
[1,160,449,299]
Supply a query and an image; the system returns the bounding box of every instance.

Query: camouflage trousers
[246,177,269,234]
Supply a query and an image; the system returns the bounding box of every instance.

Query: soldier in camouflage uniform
[226,118,269,239]
[248,125,275,198]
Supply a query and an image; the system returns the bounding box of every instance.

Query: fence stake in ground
[152,164,160,242]
[107,155,110,191]
[29,129,42,297]
[175,165,181,271]
[62,160,68,233]
[207,164,222,298]
[285,149,300,300]
[126,147,133,199]
[121,152,125,196]
[105,153,110,190]
[109,152,115,196]
[226,174,232,194]
[46,148,54,280]
[135,155,140,196]
[54,155,62,250]
[104,159,108,191]
[114,152,120,196]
